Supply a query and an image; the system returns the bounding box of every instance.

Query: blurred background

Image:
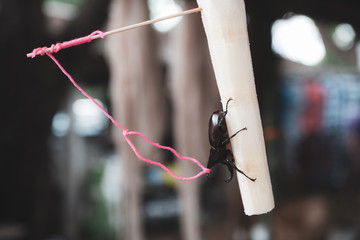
[1,0,360,239]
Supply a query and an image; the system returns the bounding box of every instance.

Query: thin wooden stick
[101,7,202,38]
[27,7,202,58]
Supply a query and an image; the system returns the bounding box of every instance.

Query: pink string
[29,31,106,58]
[123,130,210,181]
[30,31,210,181]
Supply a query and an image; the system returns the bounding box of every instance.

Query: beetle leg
[218,98,233,127]
[221,127,247,145]
[217,112,227,127]
[224,161,234,183]
[227,159,256,182]
[225,150,256,182]
[223,150,236,182]
[225,98,232,111]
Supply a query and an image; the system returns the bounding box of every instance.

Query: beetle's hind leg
[225,150,256,182]
[227,159,256,182]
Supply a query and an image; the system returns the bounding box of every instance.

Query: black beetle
[207,98,256,183]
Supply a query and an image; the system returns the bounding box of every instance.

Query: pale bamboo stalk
[196,0,274,215]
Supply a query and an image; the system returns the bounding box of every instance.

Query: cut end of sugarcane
[236,158,275,216]
[197,0,275,215]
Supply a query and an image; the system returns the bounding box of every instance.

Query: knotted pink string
[29,31,105,58]
[30,31,210,181]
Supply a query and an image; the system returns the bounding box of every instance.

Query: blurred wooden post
[169,2,218,239]
[105,0,165,239]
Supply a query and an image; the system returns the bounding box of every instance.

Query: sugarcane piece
[196,0,274,215]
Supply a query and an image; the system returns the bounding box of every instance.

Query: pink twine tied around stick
[29,30,210,181]
[29,31,106,58]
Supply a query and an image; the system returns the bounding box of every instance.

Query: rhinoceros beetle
[207,98,256,183]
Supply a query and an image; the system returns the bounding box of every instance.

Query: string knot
[123,129,129,137]
[30,47,47,58]
[90,30,106,39]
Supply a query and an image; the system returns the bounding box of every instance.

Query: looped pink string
[30,31,210,181]
[123,130,210,181]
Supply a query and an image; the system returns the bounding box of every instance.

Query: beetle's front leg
[217,98,233,127]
